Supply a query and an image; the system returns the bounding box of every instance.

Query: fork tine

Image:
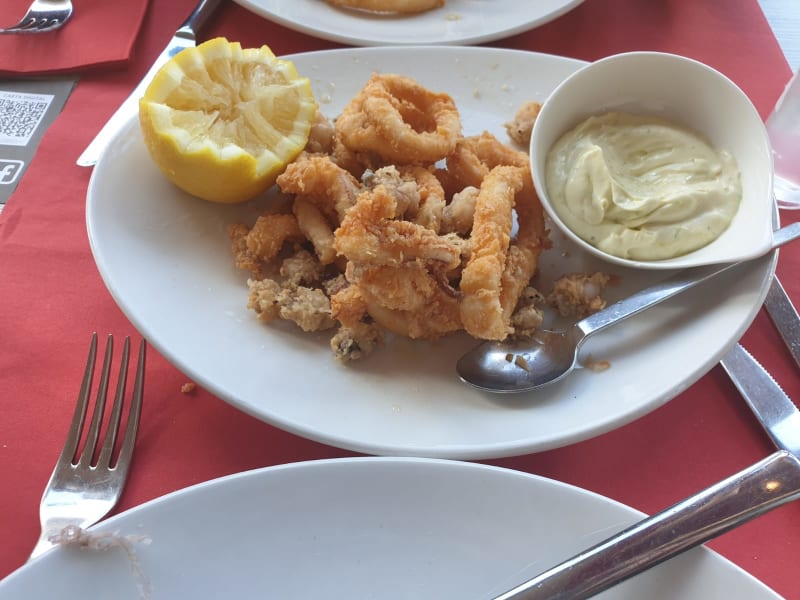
[76,335,113,467]
[113,339,145,476]
[0,0,73,34]
[56,332,97,465]
[96,337,130,468]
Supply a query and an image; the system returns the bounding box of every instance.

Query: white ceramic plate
[232,0,584,46]
[0,458,782,599]
[86,46,775,460]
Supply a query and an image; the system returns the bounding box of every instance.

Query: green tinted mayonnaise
[544,112,741,261]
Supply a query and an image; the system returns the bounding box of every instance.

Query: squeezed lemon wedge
[138,37,317,203]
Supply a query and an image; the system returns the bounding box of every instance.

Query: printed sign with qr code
[0,91,55,147]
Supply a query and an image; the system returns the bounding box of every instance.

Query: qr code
[0,91,54,147]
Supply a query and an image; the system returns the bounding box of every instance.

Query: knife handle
[179,0,225,37]
[493,451,800,600]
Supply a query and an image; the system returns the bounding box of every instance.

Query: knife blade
[764,277,800,370]
[492,343,800,600]
[720,342,800,455]
[76,0,224,167]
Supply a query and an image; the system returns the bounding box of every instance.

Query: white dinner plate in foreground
[233,0,584,46]
[86,46,774,460]
[0,458,782,599]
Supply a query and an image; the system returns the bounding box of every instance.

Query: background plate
[0,458,783,599]
[86,46,774,459]
[232,0,584,46]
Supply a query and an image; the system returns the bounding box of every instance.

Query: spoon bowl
[456,327,584,394]
[457,222,800,394]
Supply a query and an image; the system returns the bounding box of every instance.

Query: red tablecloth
[0,0,149,75]
[1,0,799,597]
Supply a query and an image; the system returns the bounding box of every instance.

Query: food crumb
[584,355,611,372]
[181,382,197,394]
[514,355,531,371]
[505,353,514,363]
[50,525,152,599]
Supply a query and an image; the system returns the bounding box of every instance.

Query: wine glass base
[775,175,800,210]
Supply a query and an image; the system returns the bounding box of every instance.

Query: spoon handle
[492,450,800,600]
[577,221,800,338]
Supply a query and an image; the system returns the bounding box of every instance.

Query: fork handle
[493,450,800,600]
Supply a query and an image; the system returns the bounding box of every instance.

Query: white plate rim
[231,0,585,46]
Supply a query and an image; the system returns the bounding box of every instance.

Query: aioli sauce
[544,112,742,261]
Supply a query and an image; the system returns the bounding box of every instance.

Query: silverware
[492,344,800,600]
[29,333,146,560]
[721,343,800,453]
[0,0,73,34]
[764,276,800,370]
[459,221,800,393]
[76,0,224,167]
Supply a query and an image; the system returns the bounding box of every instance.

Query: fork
[29,333,146,560]
[0,0,73,34]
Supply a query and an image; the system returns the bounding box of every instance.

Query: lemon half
[139,37,317,203]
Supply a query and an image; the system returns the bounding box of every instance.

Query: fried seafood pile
[229,73,600,363]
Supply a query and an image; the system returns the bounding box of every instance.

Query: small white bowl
[530,51,774,270]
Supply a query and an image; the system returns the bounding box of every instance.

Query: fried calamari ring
[445,131,529,190]
[361,286,462,340]
[346,261,438,312]
[459,165,546,341]
[276,152,361,222]
[397,165,445,233]
[498,172,549,323]
[335,74,461,164]
[363,165,445,232]
[334,183,462,269]
[325,0,444,13]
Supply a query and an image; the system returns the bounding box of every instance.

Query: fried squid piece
[504,100,542,147]
[547,272,611,319]
[445,131,529,191]
[335,73,462,165]
[276,152,361,222]
[334,183,462,269]
[459,165,547,340]
[247,278,336,332]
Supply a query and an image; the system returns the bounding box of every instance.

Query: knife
[76,0,224,167]
[764,277,800,371]
[492,344,800,600]
[720,342,800,455]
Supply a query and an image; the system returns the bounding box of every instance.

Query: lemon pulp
[139,37,317,203]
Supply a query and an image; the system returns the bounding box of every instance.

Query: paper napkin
[0,0,150,76]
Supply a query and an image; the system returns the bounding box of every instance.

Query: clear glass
[766,69,800,209]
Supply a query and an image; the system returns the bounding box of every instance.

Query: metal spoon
[457,222,800,394]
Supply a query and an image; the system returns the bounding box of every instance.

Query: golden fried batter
[504,100,542,147]
[548,273,611,319]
